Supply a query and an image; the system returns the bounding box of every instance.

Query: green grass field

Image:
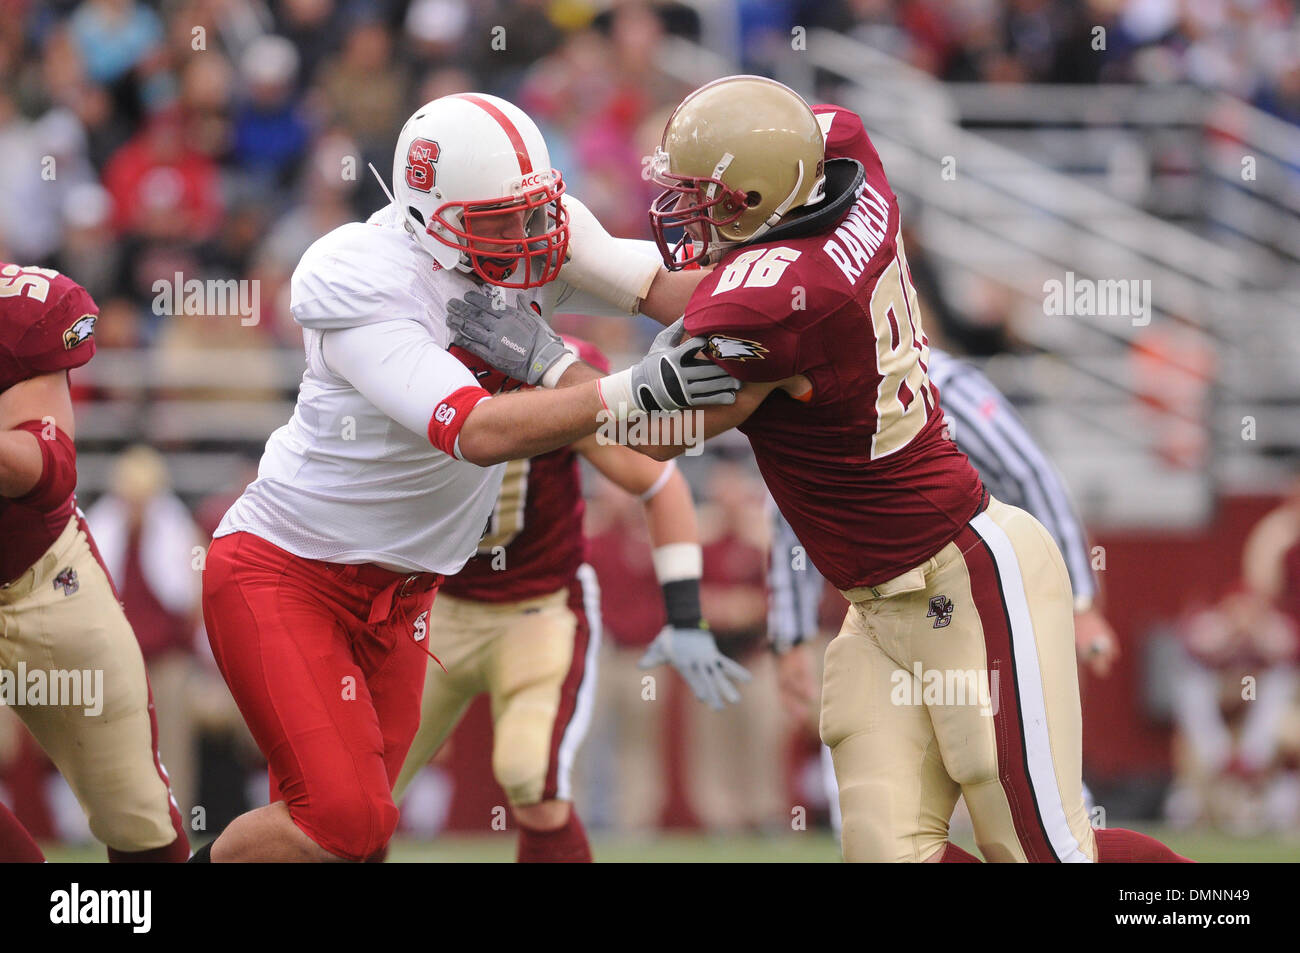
[37,826,1299,863]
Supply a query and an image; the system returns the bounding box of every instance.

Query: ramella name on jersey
[822,180,892,285]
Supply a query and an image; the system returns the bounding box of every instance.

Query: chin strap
[369,161,423,244]
[747,158,807,245]
[704,233,739,265]
[368,161,399,207]
[739,158,864,248]
[370,161,473,273]
[714,157,822,253]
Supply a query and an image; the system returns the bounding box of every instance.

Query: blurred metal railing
[72,347,302,502]
[945,83,1300,283]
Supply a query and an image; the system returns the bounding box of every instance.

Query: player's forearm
[639,267,711,326]
[0,429,43,497]
[457,383,607,466]
[560,199,706,322]
[554,361,604,387]
[458,360,607,463]
[642,467,699,546]
[630,381,777,461]
[644,472,705,630]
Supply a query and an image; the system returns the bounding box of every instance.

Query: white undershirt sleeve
[321,319,486,439]
[548,240,666,317]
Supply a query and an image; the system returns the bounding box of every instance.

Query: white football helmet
[388,92,568,289]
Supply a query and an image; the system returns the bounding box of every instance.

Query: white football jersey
[217,209,501,574]
[216,204,653,574]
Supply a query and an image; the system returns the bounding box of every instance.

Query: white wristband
[596,367,644,422]
[540,347,579,388]
[652,542,702,584]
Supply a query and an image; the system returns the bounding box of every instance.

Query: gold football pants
[394,567,601,808]
[820,498,1096,862]
[0,514,182,851]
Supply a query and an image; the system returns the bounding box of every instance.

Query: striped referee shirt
[767,348,1097,649]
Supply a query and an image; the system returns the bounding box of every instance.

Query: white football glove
[638,626,752,711]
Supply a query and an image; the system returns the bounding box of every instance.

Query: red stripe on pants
[955,524,1059,863]
[541,573,593,802]
[79,514,189,861]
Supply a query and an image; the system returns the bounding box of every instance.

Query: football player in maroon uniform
[392,336,746,862]
[0,263,189,861]
[644,78,1193,863]
[445,77,1189,863]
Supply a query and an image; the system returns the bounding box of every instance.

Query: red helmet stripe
[452,93,533,175]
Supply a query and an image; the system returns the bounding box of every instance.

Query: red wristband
[427,385,491,459]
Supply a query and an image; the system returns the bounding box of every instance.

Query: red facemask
[428,172,570,288]
[648,168,749,271]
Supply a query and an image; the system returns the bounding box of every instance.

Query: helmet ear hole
[744,191,761,208]
[408,206,426,226]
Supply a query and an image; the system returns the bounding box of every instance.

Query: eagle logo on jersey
[704,335,768,362]
[413,609,429,642]
[927,595,954,629]
[62,314,96,350]
[53,567,79,596]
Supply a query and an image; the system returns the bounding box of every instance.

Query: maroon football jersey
[683,106,985,591]
[442,336,611,602]
[0,264,99,583]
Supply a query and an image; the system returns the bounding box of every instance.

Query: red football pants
[202,532,440,861]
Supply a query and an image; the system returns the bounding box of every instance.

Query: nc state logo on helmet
[649,75,827,270]
[388,93,569,289]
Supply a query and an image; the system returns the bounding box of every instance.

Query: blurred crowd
[1,0,1296,361]
[0,0,701,367]
[787,0,1300,118]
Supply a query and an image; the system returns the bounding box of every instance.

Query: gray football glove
[446,289,572,386]
[638,625,752,711]
[620,318,741,413]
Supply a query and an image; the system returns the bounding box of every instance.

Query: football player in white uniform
[195,92,739,862]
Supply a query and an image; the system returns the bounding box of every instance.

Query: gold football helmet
[649,75,827,269]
